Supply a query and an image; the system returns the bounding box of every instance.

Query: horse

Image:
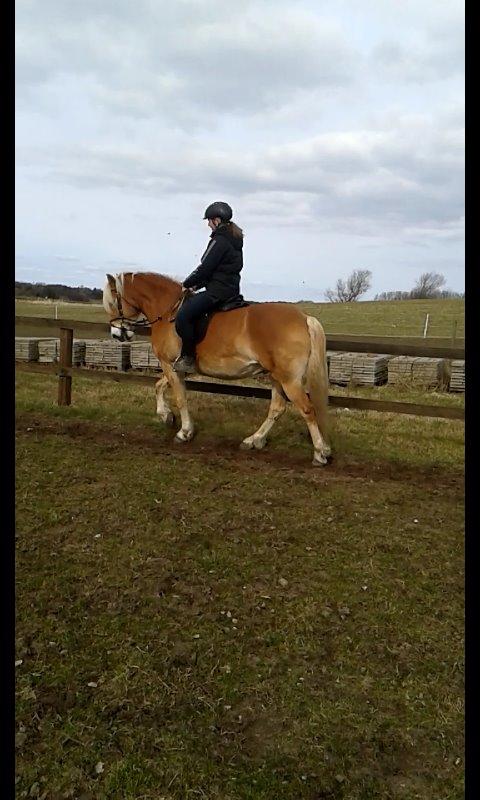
[102,272,331,466]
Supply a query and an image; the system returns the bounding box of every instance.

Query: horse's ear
[106,273,115,287]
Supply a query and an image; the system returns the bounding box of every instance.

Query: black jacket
[183,223,243,301]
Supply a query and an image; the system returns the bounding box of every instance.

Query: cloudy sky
[16,0,464,301]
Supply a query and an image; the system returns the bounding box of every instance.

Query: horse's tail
[305,316,330,444]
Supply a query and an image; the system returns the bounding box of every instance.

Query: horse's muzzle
[111,326,134,342]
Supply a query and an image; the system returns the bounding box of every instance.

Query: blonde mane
[117,271,181,293]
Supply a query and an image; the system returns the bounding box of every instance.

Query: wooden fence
[15,316,465,421]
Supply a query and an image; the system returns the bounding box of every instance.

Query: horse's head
[103,273,146,341]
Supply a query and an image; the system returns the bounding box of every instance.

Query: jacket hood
[211,223,243,251]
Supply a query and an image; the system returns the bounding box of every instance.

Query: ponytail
[229,221,243,239]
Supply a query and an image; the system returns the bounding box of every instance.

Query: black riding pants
[175,291,220,357]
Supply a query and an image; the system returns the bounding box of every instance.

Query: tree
[374,291,412,301]
[410,272,446,299]
[324,269,372,303]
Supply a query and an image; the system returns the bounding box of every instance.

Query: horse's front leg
[161,364,195,443]
[155,372,175,427]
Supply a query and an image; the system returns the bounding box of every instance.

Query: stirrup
[173,355,196,374]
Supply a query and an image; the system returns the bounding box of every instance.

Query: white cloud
[17,109,464,239]
[16,0,359,122]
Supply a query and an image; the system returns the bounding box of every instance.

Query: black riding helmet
[203,201,233,222]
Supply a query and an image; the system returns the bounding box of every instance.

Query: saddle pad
[218,296,250,312]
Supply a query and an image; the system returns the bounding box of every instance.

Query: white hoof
[312,451,328,467]
[174,429,194,444]
[240,436,266,451]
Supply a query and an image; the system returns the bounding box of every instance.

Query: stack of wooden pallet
[449,360,465,392]
[388,356,449,389]
[85,339,131,370]
[15,337,40,361]
[130,342,162,371]
[328,352,391,386]
[38,338,86,366]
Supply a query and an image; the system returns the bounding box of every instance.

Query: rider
[173,201,244,373]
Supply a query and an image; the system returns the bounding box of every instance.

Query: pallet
[84,339,131,370]
[388,356,450,389]
[328,352,391,386]
[15,337,40,361]
[38,338,86,366]
[130,342,162,372]
[449,360,465,392]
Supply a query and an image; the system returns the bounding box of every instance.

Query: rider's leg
[174,292,219,372]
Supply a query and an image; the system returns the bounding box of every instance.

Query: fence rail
[15,316,465,422]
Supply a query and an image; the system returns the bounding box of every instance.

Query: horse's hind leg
[240,381,287,450]
[280,378,330,466]
[155,372,175,427]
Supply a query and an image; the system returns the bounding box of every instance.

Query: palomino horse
[103,272,331,466]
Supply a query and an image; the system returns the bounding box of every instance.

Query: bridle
[108,278,188,331]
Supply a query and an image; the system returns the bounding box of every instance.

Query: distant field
[15,297,464,340]
[15,299,106,322]
[299,298,464,338]
[15,300,108,339]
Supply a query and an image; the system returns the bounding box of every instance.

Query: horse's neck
[126,274,181,318]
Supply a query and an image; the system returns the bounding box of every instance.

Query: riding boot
[173,353,197,373]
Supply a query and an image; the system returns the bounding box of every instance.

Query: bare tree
[410,272,446,299]
[324,269,372,303]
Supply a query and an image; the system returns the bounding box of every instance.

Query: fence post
[57,327,73,406]
[423,313,430,338]
[451,319,457,346]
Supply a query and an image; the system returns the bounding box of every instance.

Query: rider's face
[207,217,221,230]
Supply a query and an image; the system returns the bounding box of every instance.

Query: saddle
[194,295,250,344]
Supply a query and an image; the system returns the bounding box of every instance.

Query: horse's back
[244,301,313,341]
[197,301,314,370]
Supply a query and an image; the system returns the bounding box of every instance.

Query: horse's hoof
[174,431,194,444]
[240,437,267,451]
[312,455,328,467]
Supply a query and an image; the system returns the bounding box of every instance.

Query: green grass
[15,299,106,322]
[16,297,464,340]
[15,300,108,340]
[15,373,464,799]
[299,299,464,339]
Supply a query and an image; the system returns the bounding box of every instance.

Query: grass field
[16,372,464,800]
[15,297,465,340]
[299,299,464,339]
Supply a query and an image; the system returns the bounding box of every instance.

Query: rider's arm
[183,237,230,290]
